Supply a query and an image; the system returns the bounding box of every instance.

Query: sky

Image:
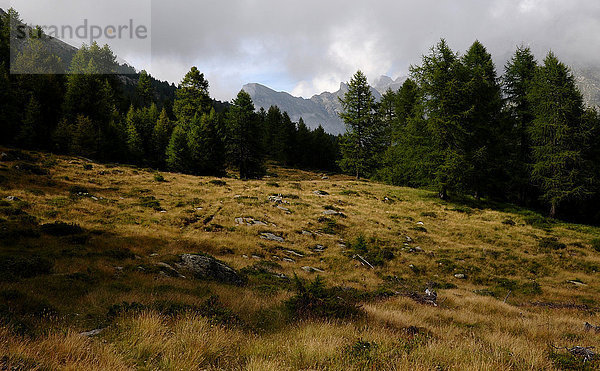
[4,0,600,101]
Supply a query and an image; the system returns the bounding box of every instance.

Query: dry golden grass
[1,149,600,369]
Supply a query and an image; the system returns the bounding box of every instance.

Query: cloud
[5,0,600,100]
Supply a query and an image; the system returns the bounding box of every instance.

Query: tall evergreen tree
[338,70,378,179]
[136,70,154,107]
[503,46,538,204]
[187,109,225,176]
[152,108,173,168]
[226,90,265,179]
[460,40,506,198]
[411,39,469,199]
[125,106,144,163]
[173,67,212,122]
[166,124,190,173]
[528,52,592,217]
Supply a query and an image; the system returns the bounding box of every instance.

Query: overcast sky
[4,0,600,101]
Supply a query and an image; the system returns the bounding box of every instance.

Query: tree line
[338,39,600,222]
[0,9,340,180]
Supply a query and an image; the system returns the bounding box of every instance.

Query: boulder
[260,233,285,243]
[454,273,466,279]
[177,254,242,285]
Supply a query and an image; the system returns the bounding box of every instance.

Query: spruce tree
[136,70,154,107]
[126,106,144,164]
[411,39,468,199]
[461,40,505,198]
[173,67,212,122]
[503,46,538,204]
[226,90,265,179]
[338,70,378,179]
[166,124,190,173]
[187,109,225,176]
[528,52,591,217]
[152,108,173,168]
[15,96,41,148]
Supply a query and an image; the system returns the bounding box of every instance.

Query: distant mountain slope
[243,77,397,135]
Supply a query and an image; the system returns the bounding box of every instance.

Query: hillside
[1,148,600,369]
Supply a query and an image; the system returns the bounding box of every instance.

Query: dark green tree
[338,70,378,179]
[187,109,225,176]
[528,52,592,217]
[152,108,173,168]
[173,67,212,122]
[226,90,265,179]
[503,46,538,204]
[411,39,469,199]
[165,124,190,173]
[136,70,154,107]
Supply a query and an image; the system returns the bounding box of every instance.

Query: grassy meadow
[1,147,600,370]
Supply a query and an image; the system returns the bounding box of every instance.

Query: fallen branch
[353,254,374,269]
[503,290,511,304]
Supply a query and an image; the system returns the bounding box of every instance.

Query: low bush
[285,275,363,320]
[40,221,83,236]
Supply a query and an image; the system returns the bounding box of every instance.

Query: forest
[2,8,600,223]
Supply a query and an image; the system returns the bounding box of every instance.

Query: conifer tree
[503,46,538,203]
[528,52,591,217]
[125,106,144,163]
[136,70,154,107]
[15,96,41,148]
[152,108,173,168]
[166,124,190,173]
[173,67,212,122]
[338,70,378,179]
[411,39,468,199]
[226,90,265,179]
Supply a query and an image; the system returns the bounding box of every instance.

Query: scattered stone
[235,217,244,225]
[114,266,124,271]
[584,322,600,333]
[313,245,326,252]
[242,255,249,259]
[568,280,587,287]
[285,250,304,257]
[268,195,288,204]
[323,209,340,216]
[91,196,99,201]
[79,328,105,337]
[177,254,242,285]
[302,230,313,236]
[416,221,424,226]
[260,233,285,243]
[408,246,423,253]
[4,196,20,202]
[283,257,295,263]
[454,273,466,279]
[321,176,329,180]
[251,255,261,260]
[406,236,413,243]
[277,205,291,213]
[157,262,185,278]
[313,190,329,196]
[150,253,159,257]
[236,217,269,226]
[302,266,325,273]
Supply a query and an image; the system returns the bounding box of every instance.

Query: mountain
[243,76,401,135]
[574,67,600,109]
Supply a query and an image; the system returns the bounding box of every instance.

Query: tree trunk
[549,202,557,219]
[439,186,447,200]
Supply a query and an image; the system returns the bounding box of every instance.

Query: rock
[285,250,304,257]
[79,328,105,337]
[323,209,339,216]
[268,195,288,204]
[408,246,423,253]
[242,255,249,259]
[260,233,285,243]
[405,236,413,243]
[277,205,291,213]
[302,230,313,236]
[313,190,329,196]
[302,266,325,273]
[157,262,185,278]
[235,218,245,225]
[416,221,424,226]
[313,245,326,252]
[283,257,295,263]
[568,280,587,287]
[321,176,329,180]
[177,254,242,285]
[251,255,261,260]
[5,196,21,202]
[454,273,466,279]
[253,220,267,226]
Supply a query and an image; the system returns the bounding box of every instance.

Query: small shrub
[524,215,554,229]
[153,173,166,182]
[0,256,53,281]
[40,221,83,236]
[83,164,93,170]
[266,182,279,187]
[420,212,437,218]
[139,196,162,211]
[539,237,566,251]
[340,190,359,196]
[591,239,600,252]
[502,219,516,226]
[13,162,48,175]
[209,180,227,186]
[347,235,394,267]
[285,275,362,320]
